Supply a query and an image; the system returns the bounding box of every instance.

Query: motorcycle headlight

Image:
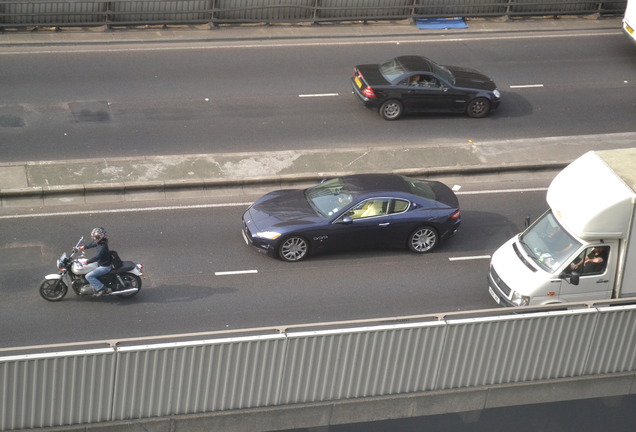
[511,291,530,307]
[256,231,282,240]
[57,259,64,269]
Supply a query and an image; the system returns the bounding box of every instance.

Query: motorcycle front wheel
[39,279,68,302]
[118,274,142,298]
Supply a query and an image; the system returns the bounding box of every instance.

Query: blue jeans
[86,265,110,291]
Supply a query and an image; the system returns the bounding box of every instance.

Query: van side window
[569,246,609,276]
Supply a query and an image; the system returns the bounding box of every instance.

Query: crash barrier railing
[2,299,636,431]
[0,0,628,30]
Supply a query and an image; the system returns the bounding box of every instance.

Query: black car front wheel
[279,236,309,262]
[379,100,403,121]
[408,226,439,253]
[466,97,491,118]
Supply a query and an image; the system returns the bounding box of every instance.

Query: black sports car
[352,55,501,120]
[242,174,461,262]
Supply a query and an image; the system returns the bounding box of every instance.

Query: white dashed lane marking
[215,270,258,276]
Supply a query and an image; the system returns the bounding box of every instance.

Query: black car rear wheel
[279,236,309,262]
[466,97,491,118]
[408,226,439,253]
[379,100,403,121]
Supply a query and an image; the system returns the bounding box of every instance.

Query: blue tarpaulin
[415,17,467,30]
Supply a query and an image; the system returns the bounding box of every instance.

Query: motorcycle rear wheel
[118,274,142,298]
[39,279,68,302]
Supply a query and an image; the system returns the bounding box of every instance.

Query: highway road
[1,25,636,162]
[0,171,554,348]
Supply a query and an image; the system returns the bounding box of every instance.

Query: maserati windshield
[305,178,353,218]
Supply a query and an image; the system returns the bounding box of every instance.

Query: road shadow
[377,90,533,121]
[250,209,520,266]
[94,284,240,305]
[493,90,534,118]
[36,284,238,306]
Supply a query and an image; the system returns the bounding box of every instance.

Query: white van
[624,0,636,44]
[488,149,636,307]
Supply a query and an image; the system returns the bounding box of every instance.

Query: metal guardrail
[2,299,636,430]
[0,0,628,30]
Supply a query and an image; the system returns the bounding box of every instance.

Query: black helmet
[91,227,107,241]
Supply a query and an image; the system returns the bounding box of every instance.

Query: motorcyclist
[78,227,112,296]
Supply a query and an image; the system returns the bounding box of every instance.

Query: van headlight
[511,291,530,306]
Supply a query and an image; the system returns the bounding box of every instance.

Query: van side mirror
[570,272,580,285]
[560,271,580,286]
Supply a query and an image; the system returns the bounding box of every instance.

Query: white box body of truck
[624,0,636,45]
[488,148,636,307]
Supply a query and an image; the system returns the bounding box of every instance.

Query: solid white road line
[1,31,621,56]
[0,188,547,220]
[0,202,253,220]
[457,187,547,195]
[510,84,545,88]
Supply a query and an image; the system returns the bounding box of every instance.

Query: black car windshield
[305,178,354,218]
[429,61,454,85]
[379,59,407,83]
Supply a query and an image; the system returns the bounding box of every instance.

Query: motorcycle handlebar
[74,236,84,250]
[70,237,84,257]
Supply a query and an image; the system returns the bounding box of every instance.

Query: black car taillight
[450,210,461,219]
[362,86,376,98]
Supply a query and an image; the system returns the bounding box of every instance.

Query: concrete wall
[18,371,636,432]
[4,302,636,431]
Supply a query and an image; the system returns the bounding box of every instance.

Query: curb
[0,162,567,199]
[0,17,623,48]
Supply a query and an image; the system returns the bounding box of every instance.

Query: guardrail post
[104,1,113,32]
[312,0,319,25]
[207,0,218,29]
[505,0,512,20]
[410,0,417,23]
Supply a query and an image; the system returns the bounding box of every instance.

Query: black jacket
[85,240,112,267]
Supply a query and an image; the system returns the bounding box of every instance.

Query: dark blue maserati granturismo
[242,174,461,262]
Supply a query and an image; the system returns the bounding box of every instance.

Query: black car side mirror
[337,216,353,225]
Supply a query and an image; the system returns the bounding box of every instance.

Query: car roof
[338,174,458,208]
[341,174,410,194]
[394,56,433,73]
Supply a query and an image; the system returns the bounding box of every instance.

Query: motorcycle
[39,237,144,301]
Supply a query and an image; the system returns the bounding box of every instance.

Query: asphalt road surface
[0,171,554,348]
[1,25,635,162]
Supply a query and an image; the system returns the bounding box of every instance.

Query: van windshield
[519,210,582,272]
